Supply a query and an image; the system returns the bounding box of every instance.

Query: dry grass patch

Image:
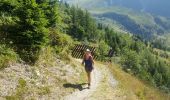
[109,63,170,100]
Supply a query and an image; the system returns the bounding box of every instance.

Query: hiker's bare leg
[87,72,91,86]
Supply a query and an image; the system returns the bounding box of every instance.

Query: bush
[38,86,51,95]
[18,78,26,88]
[0,44,17,69]
[97,40,110,61]
[6,78,27,100]
[49,29,73,53]
[17,46,41,64]
[121,49,140,74]
[0,0,50,63]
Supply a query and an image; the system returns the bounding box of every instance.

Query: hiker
[82,49,94,89]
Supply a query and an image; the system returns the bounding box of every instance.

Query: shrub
[18,78,27,88]
[121,49,140,74]
[0,0,49,63]
[49,29,73,53]
[6,78,27,100]
[97,40,110,61]
[38,86,51,95]
[0,44,17,69]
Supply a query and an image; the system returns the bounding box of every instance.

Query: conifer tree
[13,0,49,62]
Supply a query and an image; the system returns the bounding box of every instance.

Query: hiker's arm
[91,56,94,65]
[91,56,94,69]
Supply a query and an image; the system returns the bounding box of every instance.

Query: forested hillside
[63,0,170,18]
[63,0,170,52]
[0,0,170,99]
[93,9,170,39]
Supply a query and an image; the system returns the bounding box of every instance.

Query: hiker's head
[85,49,91,54]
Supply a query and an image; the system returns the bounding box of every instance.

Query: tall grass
[0,44,18,69]
[35,46,56,67]
[109,63,170,100]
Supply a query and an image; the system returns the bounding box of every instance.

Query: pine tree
[12,0,49,62]
[36,0,60,27]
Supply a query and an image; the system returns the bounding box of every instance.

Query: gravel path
[64,68,102,100]
[64,60,118,100]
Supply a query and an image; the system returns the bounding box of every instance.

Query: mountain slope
[1,53,169,99]
[63,0,170,17]
[63,0,170,39]
[91,6,170,38]
[1,1,170,99]
[90,6,170,38]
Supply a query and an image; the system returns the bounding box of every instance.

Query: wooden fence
[71,44,115,61]
[71,44,98,60]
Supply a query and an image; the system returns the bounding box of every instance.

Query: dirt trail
[64,68,102,100]
[63,60,122,100]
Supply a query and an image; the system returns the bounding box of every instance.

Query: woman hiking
[82,49,94,89]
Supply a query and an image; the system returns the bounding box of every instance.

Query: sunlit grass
[108,63,170,100]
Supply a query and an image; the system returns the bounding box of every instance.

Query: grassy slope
[34,49,87,99]
[76,60,170,100]
[0,47,87,99]
[109,63,170,100]
[1,48,169,99]
[95,17,127,33]
[89,61,129,100]
[90,6,156,26]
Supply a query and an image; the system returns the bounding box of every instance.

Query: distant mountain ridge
[63,0,170,39]
[63,0,170,18]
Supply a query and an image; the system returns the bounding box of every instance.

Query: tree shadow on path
[63,83,88,91]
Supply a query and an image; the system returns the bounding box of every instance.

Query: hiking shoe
[88,86,90,89]
[88,83,91,89]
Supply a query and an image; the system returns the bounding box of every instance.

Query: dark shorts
[85,66,93,72]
